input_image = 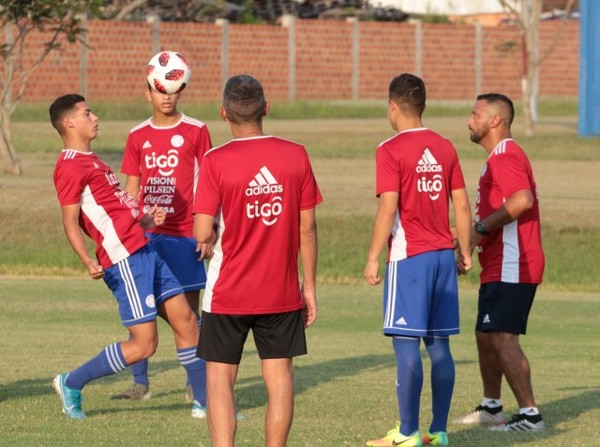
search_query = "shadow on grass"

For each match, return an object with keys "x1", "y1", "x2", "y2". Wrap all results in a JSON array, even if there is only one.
[{"x1": 452, "y1": 389, "x2": 600, "y2": 446}]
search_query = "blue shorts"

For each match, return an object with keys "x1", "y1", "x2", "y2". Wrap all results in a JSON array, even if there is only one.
[
  {"x1": 103, "y1": 245, "x2": 184, "y2": 327},
  {"x1": 146, "y1": 233, "x2": 207, "y2": 292},
  {"x1": 383, "y1": 249, "x2": 459, "y2": 337}
]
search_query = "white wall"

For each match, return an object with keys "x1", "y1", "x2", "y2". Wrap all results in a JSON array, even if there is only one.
[{"x1": 375, "y1": 0, "x2": 507, "y2": 14}]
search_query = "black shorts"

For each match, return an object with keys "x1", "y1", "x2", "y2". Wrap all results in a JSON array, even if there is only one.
[
  {"x1": 476, "y1": 282, "x2": 538, "y2": 335},
  {"x1": 197, "y1": 309, "x2": 307, "y2": 364}
]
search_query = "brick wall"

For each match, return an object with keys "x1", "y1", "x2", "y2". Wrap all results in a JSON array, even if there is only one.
[{"x1": 2, "y1": 18, "x2": 579, "y2": 103}]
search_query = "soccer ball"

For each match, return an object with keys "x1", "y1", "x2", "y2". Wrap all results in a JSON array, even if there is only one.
[{"x1": 146, "y1": 51, "x2": 191, "y2": 95}]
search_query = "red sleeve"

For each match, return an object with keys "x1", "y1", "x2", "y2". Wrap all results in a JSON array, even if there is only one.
[
  {"x1": 375, "y1": 144, "x2": 400, "y2": 197},
  {"x1": 195, "y1": 125, "x2": 213, "y2": 161},
  {"x1": 193, "y1": 156, "x2": 220, "y2": 216},
  {"x1": 449, "y1": 152, "x2": 466, "y2": 191},
  {"x1": 54, "y1": 162, "x2": 87, "y2": 206},
  {"x1": 300, "y1": 150, "x2": 323, "y2": 210},
  {"x1": 491, "y1": 151, "x2": 531, "y2": 198},
  {"x1": 120, "y1": 132, "x2": 141, "y2": 176}
]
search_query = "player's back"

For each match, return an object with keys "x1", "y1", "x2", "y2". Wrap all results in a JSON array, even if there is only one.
[
  {"x1": 199, "y1": 135, "x2": 322, "y2": 314},
  {"x1": 376, "y1": 128, "x2": 465, "y2": 259}
]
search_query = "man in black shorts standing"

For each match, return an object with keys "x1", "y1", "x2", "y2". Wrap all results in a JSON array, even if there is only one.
[
  {"x1": 193, "y1": 75, "x2": 322, "y2": 447},
  {"x1": 454, "y1": 93, "x2": 545, "y2": 432}
]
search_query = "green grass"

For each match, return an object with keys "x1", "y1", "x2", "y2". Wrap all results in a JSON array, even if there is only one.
[
  {"x1": 12, "y1": 97, "x2": 579, "y2": 122},
  {"x1": 1, "y1": 107, "x2": 599, "y2": 445},
  {"x1": 0, "y1": 279, "x2": 598, "y2": 446}
]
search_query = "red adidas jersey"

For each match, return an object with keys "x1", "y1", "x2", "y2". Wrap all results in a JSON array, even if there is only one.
[
  {"x1": 121, "y1": 114, "x2": 212, "y2": 238},
  {"x1": 476, "y1": 139, "x2": 544, "y2": 284},
  {"x1": 54, "y1": 150, "x2": 147, "y2": 269},
  {"x1": 193, "y1": 136, "x2": 323, "y2": 315},
  {"x1": 376, "y1": 128, "x2": 466, "y2": 261}
]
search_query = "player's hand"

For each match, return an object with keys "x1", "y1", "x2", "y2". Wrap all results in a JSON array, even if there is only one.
[
  {"x1": 196, "y1": 242, "x2": 213, "y2": 261},
  {"x1": 301, "y1": 286, "x2": 317, "y2": 328},
  {"x1": 149, "y1": 205, "x2": 166, "y2": 227},
  {"x1": 456, "y1": 252, "x2": 473, "y2": 275},
  {"x1": 363, "y1": 259, "x2": 381, "y2": 285},
  {"x1": 86, "y1": 259, "x2": 104, "y2": 280}
]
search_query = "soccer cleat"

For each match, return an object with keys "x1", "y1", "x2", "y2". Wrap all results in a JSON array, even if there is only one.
[
  {"x1": 488, "y1": 413, "x2": 545, "y2": 432},
  {"x1": 53, "y1": 373, "x2": 86, "y2": 420},
  {"x1": 190, "y1": 400, "x2": 245, "y2": 421},
  {"x1": 366, "y1": 422, "x2": 400, "y2": 446},
  {"x1": 184, "y1": 384, "x2": 194, "y2": 403},
  {"x1": 453, "y1": 404, "x2": 507, "y2": 424},
  {"x1": 191, "y1": 400, "x2": 207, "y2": 419},
  {"x1": 110, "y1": 382, "x2": 151, "y2": 400},
  {"x1": 392, "y1": 431, "x2": 423, "y2": 446},
  {"x1": 424, "y1": 431, "x2": 448, "y2": 446}
]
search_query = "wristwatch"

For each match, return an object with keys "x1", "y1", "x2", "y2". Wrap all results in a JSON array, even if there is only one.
[{"x1": 474, "y1": 220, "x2": 490, "y2": 235}]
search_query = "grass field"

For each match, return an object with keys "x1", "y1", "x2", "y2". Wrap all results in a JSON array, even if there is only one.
[
  {"x1": 0, "y1": 280, "x2": 598, "y2": 446},
  {"x1": 1, "y1": 100, "x2": 599, "y2": 445}
]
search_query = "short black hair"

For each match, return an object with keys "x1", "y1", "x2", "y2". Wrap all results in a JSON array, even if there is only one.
[
  {"x1": 477, "y1": 93, "x2": 514, "y2": 126},
  {"x1": 222, "y1": 75, "x2": 266, "y2": 125},
  {"x1": 49, "y1": 94, "x2": 85, "y2": 134},
  {"x1": 389, "y1": 73, "x2": 426, "y2": 117}
]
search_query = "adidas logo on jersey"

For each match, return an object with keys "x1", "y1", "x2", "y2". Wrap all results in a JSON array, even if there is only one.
[
  {"x1": 142, "y1": 140, "x2": 152, "y2": 149},
  {"x1": 245, "y1": 166, "x2": 283, "y2": 196},
  {"x1": 483, "y1": 314, "x2": 491, "y2": 324},
  {"x1": 416, "y1": 148, "x2": 442, "y2": 173}
]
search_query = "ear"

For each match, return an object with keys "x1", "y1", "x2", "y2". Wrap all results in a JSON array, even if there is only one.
[
  {"x1": 219, "y1": 106, "x2": 228, "y2": 122},
  {"x1": 145, "y1": 89, "x2": 152, "y2": 103},
  {"x1": 63, "y1": 115, "x2": 75, "y2": 129},
  {"x1": 489, "y1": 114, "x2": 502, "y2": 129},
  {"x1": 263, "y1": 101, "x2": 270, "y2": 117}
]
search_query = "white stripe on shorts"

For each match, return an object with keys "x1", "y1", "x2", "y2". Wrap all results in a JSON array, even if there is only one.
[
  {"x1": 118, "y1": 258, "x2": 143, "y2": 320},
  {"x1": 384, "y1": 261, "x2": 397, "y2": 329}
]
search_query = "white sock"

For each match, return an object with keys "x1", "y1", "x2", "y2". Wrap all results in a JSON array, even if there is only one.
[
  {"x1": 519, "y1": 407, "x2": 539, "y2": 415},
  {"x1": 482, "y1": 397, "x2": 502, "y2": 408}
]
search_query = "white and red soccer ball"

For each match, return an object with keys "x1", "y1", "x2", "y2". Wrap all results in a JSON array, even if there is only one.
[{"x1": 146, "y1": 51, "x2": 191, "y2": 95}]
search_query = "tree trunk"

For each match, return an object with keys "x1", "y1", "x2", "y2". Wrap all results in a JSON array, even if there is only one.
[{"x1": 0, "y1": 107, "x2": 23, "y2": 175}]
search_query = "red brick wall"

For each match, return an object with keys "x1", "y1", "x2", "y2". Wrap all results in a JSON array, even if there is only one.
[
  {"x1": 295, "y1": 20, "x2": 354, "y2": 99},
  {"x1": 228, "y1": 24, "x2": 289, "y2": 99},
  {"x1": 358, "y1": 22, "x2": 416, "y2": 98},
  {"x1": 2, "y1": 19, "x2": 579, "y2": 103}
]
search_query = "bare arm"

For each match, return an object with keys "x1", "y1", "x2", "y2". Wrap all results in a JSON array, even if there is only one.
[
  {"x1": 61, "y1": 204, "x2": 104, "y2": 280},
  {"x1": 124, "y1": 175, "x2": 141, "y2": 201},
  {"x1": 364, "y1": 191, "x2": 398, "y2": 285},
  {"x1": 471, "y1": 189, "x2": 534, "y2": 249},
  {"x1": 193, "y1": 213, "x2": 217, "y2": 261},
  {"x1": 451, "y1": 187, "x2": 473, "y2": 275},
  {"x1": 299, "y1": 208, "x2": 318, "y2": 328}
]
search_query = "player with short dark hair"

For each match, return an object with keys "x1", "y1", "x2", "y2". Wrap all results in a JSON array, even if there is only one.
[
  {"x1": 364, "y1": 73, "x2": 472, "y2": 447},
  {"x1": 454, "y1": 93, "x2": 545, "y2": 432},
  {"x1": 50, "y1": 93, "x2": 206, "y2": 420},
  {"x1": 193, "y1": 74, "x2": 322, "y2": 446},
  {"x1": 114, "y1": 77, "x2": 212, "y2": 418}
]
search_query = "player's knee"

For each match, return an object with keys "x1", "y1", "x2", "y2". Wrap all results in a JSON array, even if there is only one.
[{"x1": 129, "y1": 337, "x2": 158, "y2": 360}]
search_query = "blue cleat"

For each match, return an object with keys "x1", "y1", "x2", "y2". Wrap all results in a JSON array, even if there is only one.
[
  {"x1": 191, "y1": 400, "x2": 207, "y2": 419},
  {"x1": 53, "y1": 373, "x2": 86, "y2": 420}
]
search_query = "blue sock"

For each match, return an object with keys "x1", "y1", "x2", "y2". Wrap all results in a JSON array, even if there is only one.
[
  {"x1": 178, "y1": 346, "x2": 206, "y2": 406},
  {"x1": 66, "y1": 343, "x2": 128, "y2": 390},
  {"x1": 130, "y1": 359, "x2": 149, "y2": 386},
  {"x1": 424, "y1": 336, "x2": 455, "y2": 433},
  {"x1": 393, "y1": 336, "x2": 423, "y2": 436},
  {"x1": 184, "y1": 316, "x2": 203, "y2": 387}
]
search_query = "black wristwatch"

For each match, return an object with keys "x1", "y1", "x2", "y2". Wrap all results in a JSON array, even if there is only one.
[{"x1": 474, "y1": 220, "x2": 490, "y2": 235}]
